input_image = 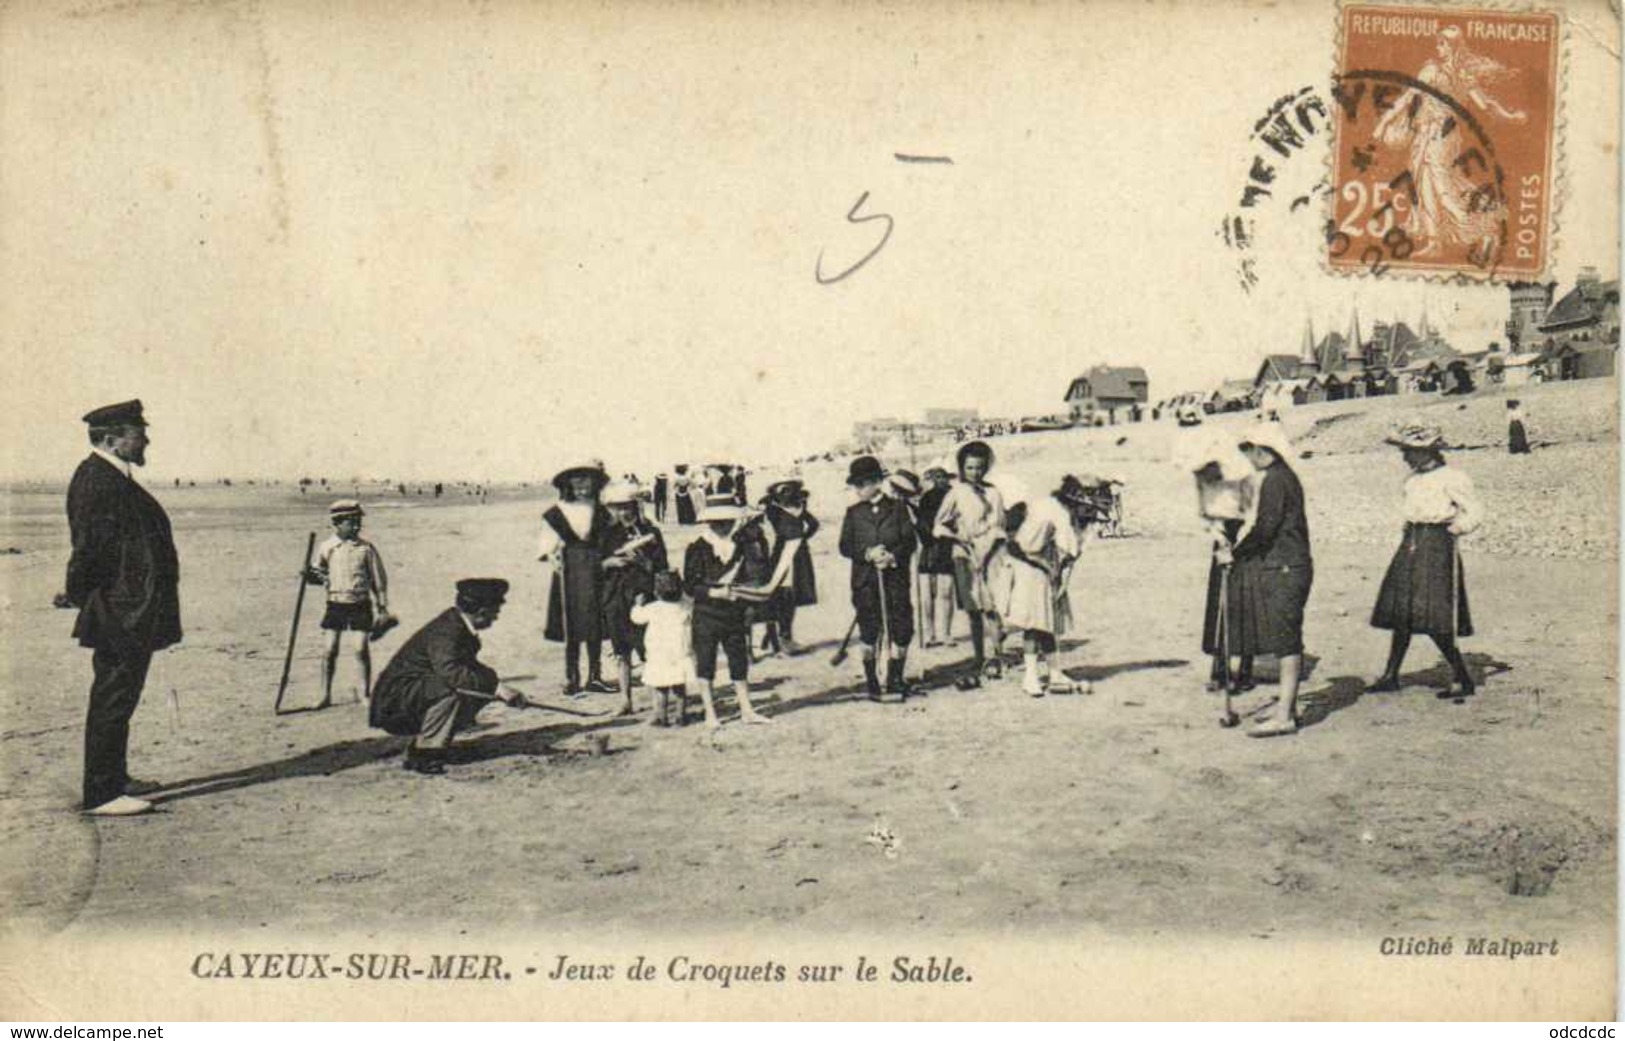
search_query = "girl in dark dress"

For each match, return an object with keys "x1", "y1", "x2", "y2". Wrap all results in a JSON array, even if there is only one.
[
  {"x1": 1368, "y1": 423, "x2": 1484, "y2": 699},
  {"x1": 1194, "y1": 454, "x2": 1256, "y2": 693},
  {"x1": 1218, "y1": 425, "x2": 1313, "y2": 737},
  {"x1": 538, "y1": 463, "x2": 613, "y2": 696},
  {"x1": 763, "y1": 479, "x2": 820, "y2": 655},
  {"x1": 599, "y1": 480, "x2": 669, "y2": 714},
  {"x1": 915, "y1": 466, "x2": 958, "y2": 646}
]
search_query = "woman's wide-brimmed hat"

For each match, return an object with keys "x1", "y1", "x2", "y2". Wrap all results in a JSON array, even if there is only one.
[
  {"x1": 1236, "y1": 422, "x2": 1296, "y2": 463},
  {"x1": 552, "y1": 462, "x2": 608, "y2": 493},
  {"x1": 765, "y1": 478, "x2": 805, "y2": 504},
  {"x1": 698, "y1": 496, "x2": 746, "y2": 523},
  {"x1": 1056, "y1": 473, "x2": 1111, "y2": 508},
  {"x1": 956, "y1": 439, "x2": 995, "y2": 473},
  {"x1": 846, "y1": 455, "x2": 887, "y2": 487},
  {"x1": 1385, "y1": 422, "x2": 1447, "y2": 450},
  {"x1": 889, "y1": 468, "x2": 922, "y2": 499},
  {"x1": 1180, "y1": 431, "x2": 1254, "y2": 482},
  {"x1": 601, "y1": 479, "x2": 642, "y2": 506}
]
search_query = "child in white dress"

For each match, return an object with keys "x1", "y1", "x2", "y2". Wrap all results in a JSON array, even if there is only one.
[{"x1": 631, "y1": 571, "x2": 693, "y2": 726}]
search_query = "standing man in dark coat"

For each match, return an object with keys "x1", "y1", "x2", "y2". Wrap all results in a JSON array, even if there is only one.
[
  {"x1": 652, "y1": 472, "x2": 670, "y2": 523},
  {"x1": 57, "y1": 400, "x2": 181, "y2": 816},
  {"x1": 838, "y1": 456, "x2": 918, "y2": 699},
  {"x1": 370, "y1": 578, "x2": 525, "y2": 774}
]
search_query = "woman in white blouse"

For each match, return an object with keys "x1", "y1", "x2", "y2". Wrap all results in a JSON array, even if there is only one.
[{"x1": 1368, "y1": 423, "x2": 1483, "y2": 699}]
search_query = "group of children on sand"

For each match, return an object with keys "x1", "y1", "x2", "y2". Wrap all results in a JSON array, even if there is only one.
[{"x1": 299, "y1": 445, "x2": 1127, "y2": 724}]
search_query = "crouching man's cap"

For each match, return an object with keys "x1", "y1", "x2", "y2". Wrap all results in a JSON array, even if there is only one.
[{"x1": 455, "y1": 578, "x2": 510, "y2": 608}]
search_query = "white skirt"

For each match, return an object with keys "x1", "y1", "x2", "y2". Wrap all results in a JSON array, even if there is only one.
[{"x1": 999, "y1": 557, "x2": 1072, "y2": 635}]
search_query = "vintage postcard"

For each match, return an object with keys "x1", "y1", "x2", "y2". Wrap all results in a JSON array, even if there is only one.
[{"x1": 0, "y1": 0, "x2": 1617, "y2": 1022}]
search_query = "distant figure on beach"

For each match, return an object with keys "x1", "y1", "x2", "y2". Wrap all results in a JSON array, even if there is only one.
[
  {"x1": 673, "y1": 465, "x2": 697, "y2": 525},
  {"x1": 1507, "y1": 399, "x2": 1531, "y2": 455},
  {"x1": 539, "y1": 463, "x2": 613, "y2": 697},
  {"x1": 652, "y1": 472, "x2": 670, "y2": 523},
  {"x1": 370, "y1": 579, "x2": 526, "y2": 775},
  {"x1": 305, "y1": 499, "x2": 391, "y2": 709},
  {"x1": 58, "y1": 399, "x2": 180, "y2": 817},
  {"x1": 1368, "y1": 423, "x2": 1483, "y2": 701}
]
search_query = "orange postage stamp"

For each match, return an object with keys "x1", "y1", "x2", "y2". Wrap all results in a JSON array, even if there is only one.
[{"x1": 1328, "y1": 4, "x2": 1560, "y2": 280}]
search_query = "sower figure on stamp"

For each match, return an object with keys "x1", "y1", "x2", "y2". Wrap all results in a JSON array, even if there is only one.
[
  {"x1": 762, "y1": 479, "x2": 819, "y2": 656},
  {"x1": 56, "y1": 400, "x2": 181, "y2": 816},
  {"x1": 369, "y1": 579, "x2": 526, "y2": 775},
  {"x1": 539, "y1": 462, "x2": 614, "y2": 697},
  {"x1": 599, "y1": 479, "x2": 668, "y2": 716},
  {"x1": 1367, "y1": 423, "x2": 1483, "y2": 701},
  {"x1": 306, "y1": 499, "x2": 391, "y2": 709},
  {"x1": 838, "y1": 456, "x2": 918, "y2": 700},
  {"x1": 932, "y1": 440, "x2": 1008, "y2": 689}
]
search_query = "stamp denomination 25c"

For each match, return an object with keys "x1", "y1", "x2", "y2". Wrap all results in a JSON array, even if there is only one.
[{"x1": 1329, "y1": 4, "x2": 1560, "y2": 280}]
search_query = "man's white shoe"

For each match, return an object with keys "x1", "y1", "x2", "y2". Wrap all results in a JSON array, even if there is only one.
[{"x1": 83, "y1": 795, "x2": 153, "y2": 816}]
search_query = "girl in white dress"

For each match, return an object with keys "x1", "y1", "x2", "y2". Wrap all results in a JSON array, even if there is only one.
[
  {"x1": 631, "y1": 571, "x2": 694, "y2": 726},
  {"x1": 1000, "y1": 476, "x2": 1102, "y2": 696}
]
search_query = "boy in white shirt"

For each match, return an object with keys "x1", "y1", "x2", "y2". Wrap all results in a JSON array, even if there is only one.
[{"x1": 306, "y1": 500, "x2": 390, "y2": 708}]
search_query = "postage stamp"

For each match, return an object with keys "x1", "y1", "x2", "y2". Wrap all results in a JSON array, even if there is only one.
[{"x1": 1328, "y1": 4, "x2": 1561, "y2": 280}]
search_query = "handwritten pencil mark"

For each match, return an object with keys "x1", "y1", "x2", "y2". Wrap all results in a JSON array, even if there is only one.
[
  {"x1": 894, "y1": 153, "x2": 954, "y2": 164},
  {"x1": 815, "y1": 191, "x2": 894, "y2": 285}
]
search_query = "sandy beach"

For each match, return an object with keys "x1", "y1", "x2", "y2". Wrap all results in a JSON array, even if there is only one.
[{"x1": 1, "y1": 378, "x2": 1614, "y2": 946}]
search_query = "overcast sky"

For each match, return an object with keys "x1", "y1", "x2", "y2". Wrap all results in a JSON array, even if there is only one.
[{"x1": 1, "y1": 1, "x2": 1617, "y2": 483}]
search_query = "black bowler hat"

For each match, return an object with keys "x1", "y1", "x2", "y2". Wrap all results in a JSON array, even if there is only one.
[
  {"x1": 846, "y1": 455, "x2": 886, "y2": 487},
  {"x1": 455, "y1": 578, "x2": 509, "y2": 608},
  {"x1": 82, "y1": 399, "x2": 148, "y2": 428}
]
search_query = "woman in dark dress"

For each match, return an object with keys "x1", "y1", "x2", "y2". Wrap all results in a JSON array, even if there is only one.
[
  {"x1": 673, "y1": 465, "x2": 698, "y2": 525},
  {"x1": 1218, "y1": 424, "x2": 1312, "y2": 737},
  {"x1": 763, "y1": 479, "x2": 820, "y2": 655},
  {"x1": 538, "y1": 463, "x2": 613, "y2": 696},
  {"x1": 599, "y1": 479, "x2": 669, "y2": 714},
  {"x1": 1507, "y1": 400, "x2": 1531, "y2": 455}
]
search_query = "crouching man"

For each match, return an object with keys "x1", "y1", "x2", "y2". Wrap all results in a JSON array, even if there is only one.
[{"x1": 369, "y1": 578, "x2": 525, "y2": 775}]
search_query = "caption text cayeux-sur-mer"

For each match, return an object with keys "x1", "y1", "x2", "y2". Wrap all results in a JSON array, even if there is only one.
[
  {"x1": 189, "y1": 952, "x2": 972, "y2": 987},
  {"x1": 1379, "y1": 936, "x2": 1561, "y2": 960}
]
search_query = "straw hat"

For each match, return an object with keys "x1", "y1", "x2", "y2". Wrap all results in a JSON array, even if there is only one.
[
  {"x1": 328, "y1": 499, "x2": 365, "y2": 520},
  {"x1": 698, "y1": 496, "x2": 745, "y2": 523},
  {"x1": 1384, "y1": 422, "x2": 1446, "y2": 450},
  {"x1": 601, "y1": 479, "x2": 642, "y2": 506},
  {"x1": 551, "y1": 463, "x2": 608, "y2": 493},
  {"x1": 889, "y1": 469, "x2": 922, "y2": 499}
]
